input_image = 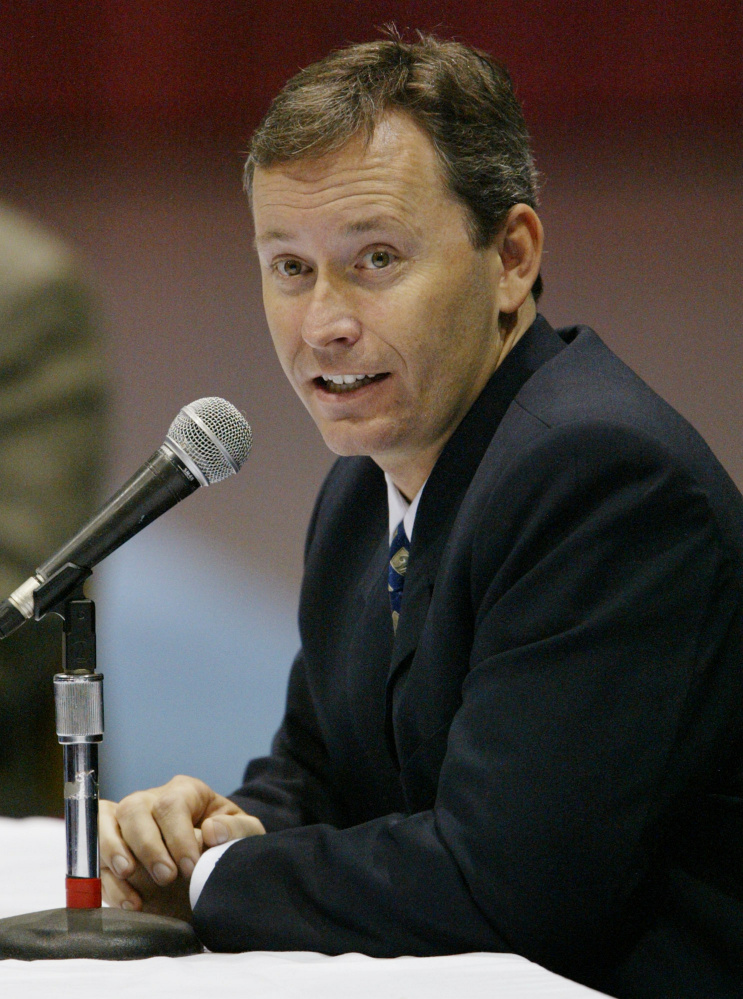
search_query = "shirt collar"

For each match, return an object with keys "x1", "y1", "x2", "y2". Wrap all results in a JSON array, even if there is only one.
[{"x1": 384, "y1": 474, "x2": 426, "y2": 543}]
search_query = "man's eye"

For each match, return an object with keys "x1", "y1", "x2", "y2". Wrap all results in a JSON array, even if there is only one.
[
  {"x1": 276, "y1": 259, "x2": 306, "y2": 277},
  {"x1": 360, "y1": 250, "x2": 394, "y2": 270}
]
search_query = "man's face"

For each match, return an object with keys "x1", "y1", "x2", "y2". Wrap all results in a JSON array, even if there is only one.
[{"x1": 252, "y1": 113, "x2": 508, "y2": 492}]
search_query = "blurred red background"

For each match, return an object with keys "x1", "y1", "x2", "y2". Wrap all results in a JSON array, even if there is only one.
[{"x1": 3, "y1": 0, "x2": 741, "y2": 140}]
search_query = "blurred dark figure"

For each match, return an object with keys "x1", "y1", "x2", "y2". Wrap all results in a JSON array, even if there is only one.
[{"x1": 0, "y1": 204, "x2": 107, "y2": 816}]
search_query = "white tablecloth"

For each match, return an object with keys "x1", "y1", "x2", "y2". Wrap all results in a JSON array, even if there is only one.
[{"x1": 0, "y1": 818, "x2": 609, "y2": 998}]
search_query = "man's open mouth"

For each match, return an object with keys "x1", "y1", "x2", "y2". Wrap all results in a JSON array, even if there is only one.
[{"x1": 315, "y1": 373, "x2": 388, "y2": 394}]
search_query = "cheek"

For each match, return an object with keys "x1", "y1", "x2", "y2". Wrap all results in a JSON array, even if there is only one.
[
  {"x1": 403, "y1": 273, "x2": 497, "y2": 392},
  {"x1": 397, "y1": 281, "x2": 470, "y2": 358},
  {"x1": 404, "y1": 258, "x2": 481, "y2": 330},
  {"x1": 369, "y1": 272, "x2": 449, "y2": 358}
]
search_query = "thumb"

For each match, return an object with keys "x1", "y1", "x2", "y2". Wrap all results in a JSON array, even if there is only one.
[{"x1": 201, "y1": 811, "x2": 265, "y2": 849}]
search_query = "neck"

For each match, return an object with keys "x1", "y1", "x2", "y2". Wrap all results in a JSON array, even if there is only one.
[
  {"x1": 382, "y1": 300, "x2": 537, "y2": 498},
  {"x1": 383, "y1": 459, "x2": 431, "y2": 504},
  {"x1": 498, "y1": 297, "x2": 536, "y2": 365}
]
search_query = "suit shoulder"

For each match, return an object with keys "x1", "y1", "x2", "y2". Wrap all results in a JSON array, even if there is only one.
[
  {"x1": 483, "y1": 328, "x2": 743, "y2": 559},
  {"x1": 317, "y1": 455, "x2": 383, "y2": 508},
  {"x1": 516, "y1": 328, "x2": 681, "y2": 431},
  {"x1": 513, "y1": 330, "x2": 729, "y2": 476},
  {"x1": 304, "y1": 456, "x2": 385, "y2": 558}
]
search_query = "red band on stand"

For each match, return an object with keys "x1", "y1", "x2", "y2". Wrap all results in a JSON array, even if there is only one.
[{"x1": 66, "y1": 876, "x2": 102, "y2": 909}]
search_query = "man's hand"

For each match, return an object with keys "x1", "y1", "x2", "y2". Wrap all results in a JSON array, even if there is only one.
[{"x1": 100, "y1": 775, "x2": 265, "y2": 915}]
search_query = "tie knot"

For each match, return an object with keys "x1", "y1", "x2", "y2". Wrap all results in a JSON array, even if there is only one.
[{"x1": 388, "y1": 521, "x2": 410, "y2": 632}]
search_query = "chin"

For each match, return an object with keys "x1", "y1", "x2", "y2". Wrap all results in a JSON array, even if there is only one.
[
  {"x1": 320, "y1": 434, "x2": 371, "y2": 458},
  {"x1": 318, "y1": 423, "x2": 400, "y2": 461}
]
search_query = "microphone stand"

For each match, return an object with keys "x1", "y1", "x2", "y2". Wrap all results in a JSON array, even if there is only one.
[{"x1": 0, "y1": 570, "x2": 202, "y2": 959}]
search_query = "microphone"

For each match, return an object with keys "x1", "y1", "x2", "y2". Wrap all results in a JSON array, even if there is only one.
[{"x1": 0, "y1": 397, "x2": 252, "y2": 638}]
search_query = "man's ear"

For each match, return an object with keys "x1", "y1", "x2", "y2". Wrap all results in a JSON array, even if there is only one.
[{"x1": 496, "y1": 205, "x2": 544, "y2": 314}]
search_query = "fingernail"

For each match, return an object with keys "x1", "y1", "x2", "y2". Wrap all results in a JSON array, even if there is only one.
[
  {"x1": 112, "y1": 855, "x2": 129, "y2": 878},
  {"x1": 212, "y1": 820, "x2": 228, "y2": 845},
  {"x1": 152, "y1": 862, "x2": 173, "y2": 885},
  {"x1": 121, "y1": 900, "x2": 135, "y2": 911},
  {"x1": 180, "y1": 857, "x2": 195, "y2": 878}
]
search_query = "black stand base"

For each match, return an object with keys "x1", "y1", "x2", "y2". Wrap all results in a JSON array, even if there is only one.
[{"x1": 0, "y1": 907, "x2": 203, "y2": 960}]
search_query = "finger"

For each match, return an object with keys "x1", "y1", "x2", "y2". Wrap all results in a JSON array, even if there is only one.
[
  {"x1": 99, "y1": 798, "x2": 139, "y2": 883},
  {"x1": 201, "y1": 811, "x2": 265, "y2": 849},
  {"x1": 115, "y1": 791, "x2": 182, "y2": 885},
  {"x1": 101, "y1": 866, "x2": 143, "y2": 912},
  {"x1": 116, "y1": 777, "x2": 212, "y2": 883},
  {"x1": 150, "y1": 777, "x2": 211, "y2": 878}
]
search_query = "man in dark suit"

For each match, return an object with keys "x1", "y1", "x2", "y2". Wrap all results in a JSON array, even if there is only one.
[{"x1": 100, "y1": 34, "x2": 743, "y2": 998}]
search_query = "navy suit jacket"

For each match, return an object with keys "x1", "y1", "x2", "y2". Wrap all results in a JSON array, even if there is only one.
[{"x1": 194, "y1": 317, "x2": 743, "y2": 999}]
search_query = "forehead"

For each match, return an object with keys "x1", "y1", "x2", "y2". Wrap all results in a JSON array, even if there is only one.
[{"x1": 251, "y1": 114, "x2": 458, "y2": 242}]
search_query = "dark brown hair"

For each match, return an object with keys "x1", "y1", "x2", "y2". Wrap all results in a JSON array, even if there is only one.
[{"x1": 245, "y1": 31, "x2": 542, "y2": 299}]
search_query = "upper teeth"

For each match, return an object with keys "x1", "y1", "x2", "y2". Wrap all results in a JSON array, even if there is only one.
[{"x1": 324, "y1": 374, "x2": 370, "y2": 384}]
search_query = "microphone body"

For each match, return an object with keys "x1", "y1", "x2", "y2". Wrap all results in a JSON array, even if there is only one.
[
  {"x1": 37, "y1": 445, "x2": 199, "y2": 583},
  {"x1": 0, "y1": 396, "x2": 252, "y2": 638}
]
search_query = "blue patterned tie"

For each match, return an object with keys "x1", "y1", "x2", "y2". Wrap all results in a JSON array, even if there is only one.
[{"x1": 388, "y1": 520, "x2": 410, "y2": 633}]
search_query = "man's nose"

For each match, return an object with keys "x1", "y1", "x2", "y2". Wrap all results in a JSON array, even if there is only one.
[{"x1": 301, "y1": 275, "x2": 361, "y2": 349}]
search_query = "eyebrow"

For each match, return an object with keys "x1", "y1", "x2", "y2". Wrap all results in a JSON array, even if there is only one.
[
  {"x1": 254, "y1": 215, "x2": 405, "y2": 248},
  {"x1": 254, "y1": 228, "x2": 293, "y2": 247},
  {"x1": 342, "y1": 216, "x2": 399, "y2": 236}
]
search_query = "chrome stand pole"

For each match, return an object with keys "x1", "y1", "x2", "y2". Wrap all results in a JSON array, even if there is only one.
[
  {"x1": 54, "y1": 672, "x2": 104, "y2": 908},
  {"x1": 53, "y1": 596, "x2": 104, "y2": 908}
]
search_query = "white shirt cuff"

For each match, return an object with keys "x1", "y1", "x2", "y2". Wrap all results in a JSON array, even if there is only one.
[{"x1": 189, "y1": 839, "x2": 243, "y2": 909}]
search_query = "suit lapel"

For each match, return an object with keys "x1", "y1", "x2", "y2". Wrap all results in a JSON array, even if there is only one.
[{"x1": 385, "y1": 315, "x2": 568, "y2": 721}]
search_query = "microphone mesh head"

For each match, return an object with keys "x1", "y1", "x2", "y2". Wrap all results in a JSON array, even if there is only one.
[{"x1": 166, "y1": 397, "x2": 252, "y2": 484}]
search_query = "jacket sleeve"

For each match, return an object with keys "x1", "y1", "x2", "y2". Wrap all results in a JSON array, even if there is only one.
[
  {"x1": 196, "y1": 424, "x2": 741, "y2": 975},
  {"x1": 228, "y1": 648, "x2": 346, "y2": 832}
]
